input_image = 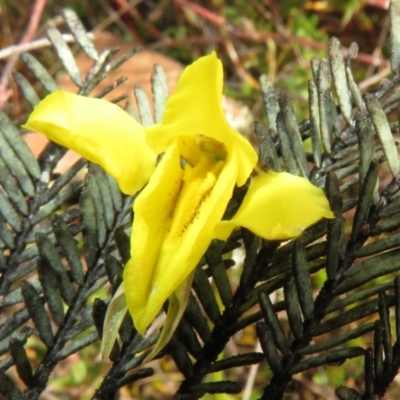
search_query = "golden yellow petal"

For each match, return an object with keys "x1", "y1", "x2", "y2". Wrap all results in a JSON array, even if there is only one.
[
  {"x1": 142, "y1": 154, "x2": 237, "y2": 331},
  {"x1": 214, "y1": 171, "x2": 334, "y2": 241},
  {"x1": 23, "y1": 90, "x2": 156, "y2": 195},
  {"x1": 123, "y1": 142, "x2": 184, "y2": 335},
  {"x1": 145, "y1": 53, "x2": 257, "y2": 186},
  {"x1": 124, "y1": 149, "x2": 238, "y2": 335}
]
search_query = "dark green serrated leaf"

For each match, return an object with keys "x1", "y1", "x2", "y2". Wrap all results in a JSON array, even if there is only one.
[
  {"x1": 378, "y1": 292, "x2": 393, "y2": 363},
  {"x1": 365, "y1": 93, "x2": 399, "y2": 177},
  {"x1": 256, "y1": 321, "x2": 282, "y2": 374},
  {"x1": 0, "y1": 111, "x2": 40, "y2": 179},
  {"x1": 365, "y1": 347, "x2": 374, "y2": 395},
  {"x1": 335, "y1": 249, "x2": 400, "y2": 295},
  {"x1": 89, "y1": 164, "x2": 114, "y2": 230},
  {"x1": 254, "y1": 121, "x2": 281, "y2": 171},
  {"x1": 64, "y1": 306, "x2": 94, "y2": 341},
  {"x1": 0, "y1": 370, "x2": 23, "y2": 399},
  {"x1": 183, "y1": 381, "x2": 241, "y2": 397},
  {"x1": 152, "y1": 64, "x2": 168, "y2": 124},
  {"x1": 37, "y1": 257, "x2": 64, "y2": 326},
  {"x1": 21, "y1": 281, "x2": 54, "y2": 347},
  {"x1": 176, "y1": 317, "x2": 202, "y2": 358},
  {"x1": 52, "y1": 214, "x2": 84, "y2": 286},
  {"x1": 208, "y1": 352, "x2": 265, "y2": 373},
  {"x1": 356, "y1": 111, "x2": 377, "y2": 198},
  {"x1": 374, "y1": 321, "x2": 383, "y2": 378},
  {"x1": 0, "y1": 213, "x2": 15, "y2": 249},
  {"x1": 96, "y1": 77, "x2": 128, "y2": 99},
  {"x1": 300, "y1": 323, "x2": 375, "y2": 356},
  {"x1": 0, "y1": 131, "x2": 35, "y2": 197},
  {"x1": 109, "y1": 46, "x2": 141, "y2": 74},
  {"x1": 379, "y1": 197, "x2": 400, "y2": 217},
  {"x1": 317, "y1": 58, "x2": 333, "y2": 153},
  {"x1": 308, "y1": 80, "x2": 322, "y2": 168},
  {"x1": 259, "y1": 291, "x2": 290, "y2": 356},
  {"x1": 114, "y1": 227, "x2": 130, "y2": 264},
  {"x1": 36, "y1": 232, "x2": 75, "y2": 305},
  {"x1": 329, "y1": 37, "x2": 352, "y2": 124},
  {"x1": 13, "y1": 71, "x2": 40, "y2": 109},
  {"x1": 0, "y1": 156, "x2": 28, "y2": 215},
  {"x1": 85, "y1": 173, "x2": 107, "y2": 246},
  {"x1": 351, "y1": 159, "x2": 379, "y2": 242},
  {"x1": 193, "y1": 267, "x2": 221, "y2": 325},
  {"x1": 279, "y1": 93, "x2": 309, "y2": 177},
  {"x1": 314, "y1": 297, "x2": 394, "y2": 336},
  {"x1": 395, "y1": 276, "x2": 400, "y2": 344},
  {"x1": 1, "y1": 281, "x2": 42, "y2": 308},
  {"x1": 0, "y1": 326, "x2": 33, "y2": 356},
  {"x1": 290, "y1": 347, "x2": 365, "y2": 374},
  {"x1": 9, "y1": 338, "x2": 35, "y2": 387},
  {"x1": 336, "y1": 386, "x2": 362, "y2": 400},
  {"x1": 106, "y1": 173, "x2": 123, "y2": 212},
  {"x1": 134, "y1": 85, "x2": 153, "y2": 126},
  {"x1": 31, "y1": 180, "x2": 84, "y2": 225},
  {"x1": 0, "y1": 190, "x2": 21, "y2": 232},
  {"x1": 185, "y1": 294, "x2": 212, "y2": 343},
  {"x1": 292, "y1": 242, "x2": 314, "y2": 320},
  {"x1": 260, "y1": 74, "x2": 279, "y2": 136},
  {"x1": 325, "y1": 282, "x2": 393, "y2": 315},
  {"x1": 61, "y1": 8, "x2": 98, "y2": 60},
  {"x1": 326, "y1": 172, "x2": 345, "y2": 279},
  {"x1": 21, "y1": 53, "x2": 59, "y2": 93},
  {"x1": 284, "y1": 275, "x2": 303, "y2": 339},
  {"x1": 47, "y1": 26, "x2": 82, "y2": 87},
  {"x1": 237, "y1": 230, "x2": 259, "y2": 293},
  {"x1": 168, "y1": 335, "x2": 193, "y2": 377},
  {"x1": 105, "y1": 255, "x2": 123, "y2": 295},
  {"x1": 79, "y1": 48, "x2": 120, "y2": 95},
  {"x1": 0, "y1": 308, "x2": 30, "y2": 341},
  {"x1": 54, "y1": 331, "x2": 99, "y2": 362},
  {"x1": 345, "y1": 63, "x2": 363, "y2": 110},
  {"x1": 311, "y1": 58, "x2": 320, "y2": 81},
  {"x1": 276, "y1": 111, "x2": 298, "y2": 174},
  {"x1": 390, "y1": 0, "x2": 400, "y2": 72},
  {"x1": 38, "y1": 157, "x2": 86, "y2": 206},
  {"x1": 205, "y1": 241, "x2": 232, "y2": 308}
]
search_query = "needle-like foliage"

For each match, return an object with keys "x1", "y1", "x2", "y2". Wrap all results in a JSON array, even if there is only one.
[{"x1": 2, "y1": 5, "x2": 400, "y2": 400}]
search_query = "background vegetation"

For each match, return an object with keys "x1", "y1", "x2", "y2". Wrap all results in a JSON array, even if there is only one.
[{"x1": 0, "y1": 1, "x2": 399, "y2": 399}]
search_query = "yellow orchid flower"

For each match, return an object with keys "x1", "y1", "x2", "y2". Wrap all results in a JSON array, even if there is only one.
[{"x1": 24, "y1": 52, "x2": 334, "y2": 358}]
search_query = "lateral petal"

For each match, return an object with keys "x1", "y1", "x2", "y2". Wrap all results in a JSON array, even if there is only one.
[
  {"x1": 214, "y1": 171, "x2": 334, "y2": 241},
  {"x1": 145, "y1": 53, "x2": 257, "y2": 186},
  {"x1": 23, "y1": 90, "x2": 156, "y2": 195}
]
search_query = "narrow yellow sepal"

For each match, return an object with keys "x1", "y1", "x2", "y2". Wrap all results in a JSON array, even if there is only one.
[
  {"x1": 145, "y1": 272, "x2": 194, "y2": 362},
  {"x1": 101, "y1": 284, "x2": 127, "y2": 361}
]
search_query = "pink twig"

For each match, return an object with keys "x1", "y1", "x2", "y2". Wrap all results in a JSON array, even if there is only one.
[
  {"x1": 175, "y1": 0, "x2": 226, "y2": 27},
  {"x1": 0, "y1": 0, "x2": 46, "y2": 109}
]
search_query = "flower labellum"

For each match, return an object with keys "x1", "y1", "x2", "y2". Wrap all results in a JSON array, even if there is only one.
[{"x1": 24, "y1": 52, "x2": 334, "y2": 359}]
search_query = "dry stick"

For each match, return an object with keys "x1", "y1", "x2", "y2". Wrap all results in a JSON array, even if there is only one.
[
  {"x1": 0, "y1": 33, "x2": 96, "y2": 61},
  {"x1": 365, "y1": 14, "x2": 390, "y2": 79},
  {"x1": 0, "y1": 0, "x2": 46, "y2": 109},
  {"x1": 241, "y1": 341, "x2": 262, "y2": 400}
]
